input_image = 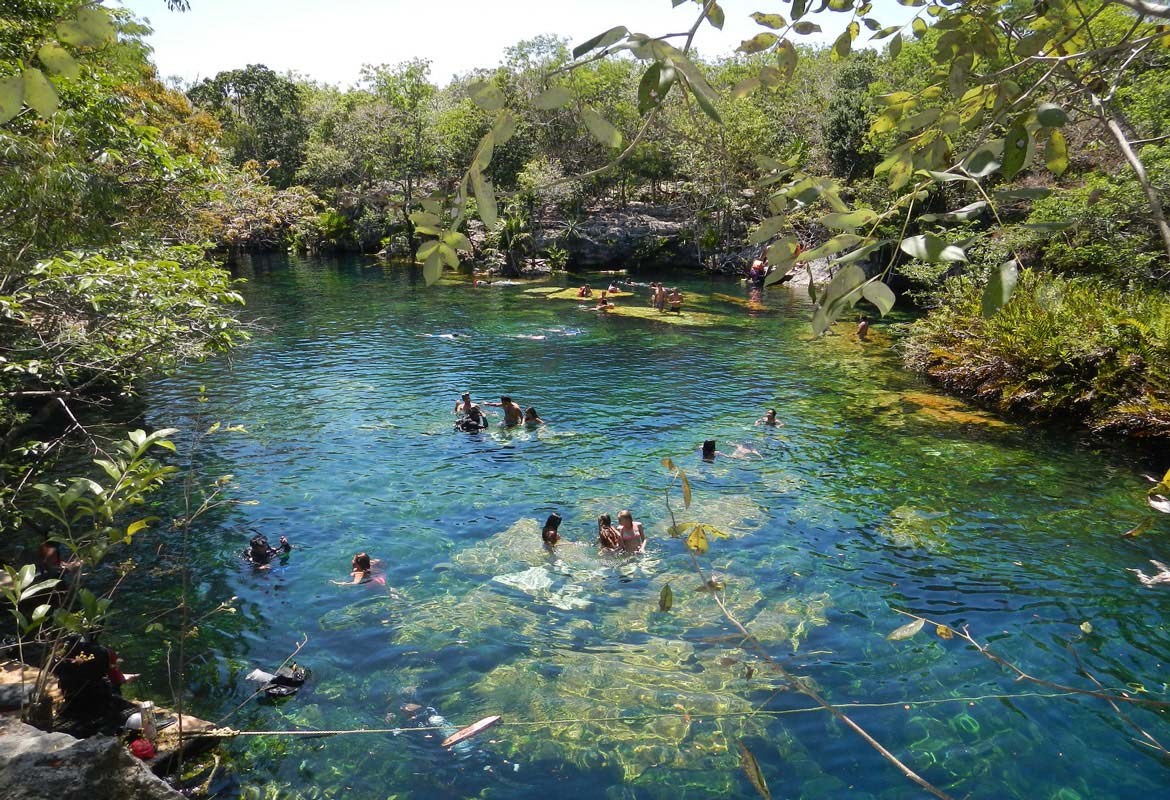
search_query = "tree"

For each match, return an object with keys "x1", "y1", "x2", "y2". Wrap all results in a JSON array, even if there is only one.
[{"x1": 188, "y1": 64, "x2": 308, "y2": 187}]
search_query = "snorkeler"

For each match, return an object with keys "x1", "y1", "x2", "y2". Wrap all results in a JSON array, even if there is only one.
[{"x1": 702, "y1": 439, "x2": 761, "y2": 461}]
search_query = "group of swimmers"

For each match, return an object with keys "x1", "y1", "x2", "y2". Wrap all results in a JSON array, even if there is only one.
[
  {"x1": 455, "y1": 391, "x2": 543, "y2": 431},
  {"x1": 539, "y1": 510, "x2": 646, "y2": 553}
]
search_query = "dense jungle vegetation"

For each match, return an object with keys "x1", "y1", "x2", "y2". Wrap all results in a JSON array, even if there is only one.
[{"x1": 1, "y1": 0, "x2": 1169, "y2": 695}]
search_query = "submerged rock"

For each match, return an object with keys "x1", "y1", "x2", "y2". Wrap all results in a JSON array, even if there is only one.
[{"x1": 0, "y1": 716, "x2": 181, "y2": 800}]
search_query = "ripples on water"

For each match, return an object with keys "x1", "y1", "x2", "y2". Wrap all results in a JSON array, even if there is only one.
[{"x1": 112, "y1": 254, "x2": 1170, "y2": 800}]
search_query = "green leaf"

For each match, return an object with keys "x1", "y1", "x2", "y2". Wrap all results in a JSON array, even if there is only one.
[
  {"x1": 732, "y1": 77, "x2": 761, "y2": 98},
  {"x1": 76, "y1": 7, "x2": 116, "y2": 42},
  {"x1": 981, "y1": 259, "x2": 1019, "y2": 318},
  {"x1": 832, "y1": 29, "x2": 853, "y2": 60},
  {"x1": 799, "y1": 234, "x2": 867, "y2": 262},
  {"x1": 912, "y1": 17, "x2": 928, "y2": 38},
  {"x1": 707, "y1": 2, "x2": 725, "y2": 29},
  {"x1": 862, "y1": 281, "x2": 896, "y2": 315},
  {"x1": 672, "y1": 55, "x2": 722, "y2": 123},
  {"x1": 466, "y1": 80, "x2": 504, "y2": 112},
  {"x1": 993, "y1": 187, "x2": 1051, "y2": 201},
  {"x1": 889, "y1": 32, "x2": 903, "y2": 59},
  {"x1": 470, "y1": 170, "x2": 497, "y2": 229},
  {"x1": 20, "y1": 579, "x2": 59, "y2": 601},
  {"x1": 686, "y1": 525, "x2": 709, "y2": 554},
  {"x1": 899, "y1": 234, "x2": 967, "y2": 263},
  {"x1": 581, "y1": 107, "x2": 622, "y2": 149},
  {"x1": 442, "y1": 230, "x2": 473, "y2": 252},
  {"x1": 1001, "y1": 120, "x2": 1030, "y2": 179},
  {"x1": 1045, "y1": 129, "x2": 1068, "y2": 177},
  {"x1": 751, "y1": 12, "x2": 787, "y2": 28},
  {"x1": 659, "y1": 583, "x2": 673, "y2": 612},
  {"x1": 919, "y1": 201, "x2": 988, "y2": 222},
  {"x1": 680, "y1": 470, "x2": 692, "y2": 509},
  {"x1": 126, "y1": 518, "x2": 151, "y2": 538},
  {"x1": 492, "y1": 109, "x2": 516, "y2": 146},
  {"x1": 964, "y1": 141, "x2": 1003, "y2": 177},
  {"x1": 0, "y1": 73, "x2": 24, "y2": 125},
  {"x1": 572, "y1": 25, "x2": 628, "y2": 59},
  {"x1": 793, "y1": 21, "x2": 822, "y2": 35},
  {"x1": 776, "y1": 40, "x2": 798, "y2": 81},
  {"x1": 533, "y1": 86, "x2": 571, "y2": 110},
  {"x1": 820, "y1": 209, "x2": 877, "y2": 230},
  {"x1": 1036, "y1": 102, "x2": 1067, "y2": 127},
  {"x1": 832, "y1": 239, "x2": 887, "y2": 265},
  {"x1": 638, "y1": 63, "x2": 666, "y2": 114},
  {"x1": 737, "y1": 740, "x2": 771, "y2": 799},
  {"x1": 422, "y1": 250, "x2": 443, "y2": 286},
  {"x1": 1122, "y1": 518, "x2": 1154, "y2": 538},
  {"x1": 739, "y1": 33, "x2": 779, "y2": 54},
  {"x1": 37, "y1": 44, "x2": 79, "y2": 80},
  {"x1": 887, "y1": 618, "x2": 925, "y2": 640},
  {"x1": 749, "y1": 215, "x2": 787, "y2": 244},
  {"x1": 145, "y1": 623, "x2": 164, "y2": 634}
]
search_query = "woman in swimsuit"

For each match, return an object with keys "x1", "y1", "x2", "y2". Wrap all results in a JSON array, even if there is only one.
[
  {"x1": 616, "y1": 510, "x2": 645, "y2": 553},
  {"x1": 332, "y1": 552, "x2": 383, "y2": 585},
  {"x1": 597, "y1": 514, "x2": 621, "y2": 551}
]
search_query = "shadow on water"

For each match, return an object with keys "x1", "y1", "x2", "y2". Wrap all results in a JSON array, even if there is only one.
[{"x1": 93, "y1": 253, "x2": 1170, "y2": 800}]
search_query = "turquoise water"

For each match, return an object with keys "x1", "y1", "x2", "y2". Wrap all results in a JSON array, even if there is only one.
[{"x1": 113, "y1": 253, "x2": 1169, "y2": 799}]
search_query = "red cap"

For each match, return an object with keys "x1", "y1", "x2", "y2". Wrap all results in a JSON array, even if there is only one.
[{"x1": 130, "y1": 739, "x2": 157, "y2": 760}]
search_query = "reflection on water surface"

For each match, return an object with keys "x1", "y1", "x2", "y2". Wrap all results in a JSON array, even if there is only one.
[{"x1": 112, "y1": 254, "x2": 1169, "y2": 800}]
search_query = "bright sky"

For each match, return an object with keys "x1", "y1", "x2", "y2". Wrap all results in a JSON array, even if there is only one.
[{"x1": 116, "y1": 0, "x2": 916, "y2": 87}]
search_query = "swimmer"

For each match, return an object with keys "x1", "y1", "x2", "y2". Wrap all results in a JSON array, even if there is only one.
[
  {"x1": 454, "y1": 391, "x2": 479, "y2": 416},
  {"x1": 484, "y1": 395, "x2": 524, "y2": 427},
  {"x1": 857, "y1": 315, "x2": 870, "y2": 341},
  {"x1": 597, "y1": 514, "x2": 621, "y2": 551},
  {"x1": 541, "y1": 513, "x2": 563, "y2": 547},
  {"x1": 331, "y1": 552, "x2": 383, "y2": 585},
  {"x1": 616, "y1": 510, "x2": 646, "y2": 553},
  {"x1": 244, "y1": 533, "x2": 291, "y2": 568},
  {"x1": 524, "y1": 406, "x2": 544, "y2": 425},
  {"x1": 456, "y1": 405, "x2": 488, "y2": 432},
  {"x1": 702, "y1": 439, "x2": 760, "y2": 461},
  {"x1": 756, "y1": 408, "x2": 779, "y2": 426}
]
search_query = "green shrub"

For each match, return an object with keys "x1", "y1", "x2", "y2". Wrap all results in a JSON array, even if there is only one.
[{"x1": 901, "y1": 269, "x2": 1170, "y2": 439}]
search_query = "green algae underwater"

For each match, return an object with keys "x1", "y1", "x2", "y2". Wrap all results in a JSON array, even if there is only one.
[{"x1": 108, "y1": 254, "x2": 1170, "y2": 800}]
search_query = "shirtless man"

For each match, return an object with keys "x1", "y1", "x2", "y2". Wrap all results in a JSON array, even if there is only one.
[
  {"x1": 454, "y1": 391, "x2": 479, "y2": 415},
  {"x1": 484, "y1": 395, "x2": 524, "y2": 427}
]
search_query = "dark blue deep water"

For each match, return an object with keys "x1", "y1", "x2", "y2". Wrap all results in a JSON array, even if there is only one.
[{"x1": 112, "y1": 253, "x2": 1170, "y2": 799}]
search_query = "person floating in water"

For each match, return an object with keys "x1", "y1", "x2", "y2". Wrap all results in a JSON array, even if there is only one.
[
  {"x1": 484, "y1": 395, "x2": 524, "y2": 427},
  {"x1": 524, "y1": 406, "x2": 544, "y2": 426},
  {"x1": 597, "y1": 514, "x2": 622, "y2": 551},
  {"x1": 616, "y1": 510, "x2": 646, "y2": 553},
  {"x1": 756, "y1": 408, "x2": 779, "y2": 426},
  {"x1": 857, "y1": 315, "x2": 870, "y2": 341},
  {"x1": 593, "y1": 291, "x2": 613, "y2": 311},
  {"x1": 666, "y1": 288, "x2": 684, "y2": 313},
  {"x1": 541, "y1": 513, "x2": 562, "y2": 547},
  {"x1": 332, "y1": 552, "x2": 383, "y2": 585},
  {"x1": 577, "y1": 284, "x2": 593, "y2": 298},
  {"x1": 245, "y1": 533, "x2": 291, "y2": 567},
  {"x1": 702, "y1": 439, "x2": 760, "y2": 461}
]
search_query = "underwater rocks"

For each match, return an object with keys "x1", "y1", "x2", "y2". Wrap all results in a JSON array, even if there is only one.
[{"x1": 0, "y1": 716, "x2": 181, "y2": 800}]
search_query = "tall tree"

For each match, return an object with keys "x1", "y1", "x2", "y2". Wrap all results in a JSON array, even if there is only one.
[{"x1": 188, "y1": 64, "x2": 308, "y2": 187}]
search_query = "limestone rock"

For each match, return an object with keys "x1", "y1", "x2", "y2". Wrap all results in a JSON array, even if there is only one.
[{"x1": 0, "y1": 716, "x2": 181, "y2": 800}]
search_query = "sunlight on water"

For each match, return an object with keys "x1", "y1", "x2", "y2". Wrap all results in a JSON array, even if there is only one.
[{"x1": 111, "y1": 254, "x2": 1170, "y2": 800}]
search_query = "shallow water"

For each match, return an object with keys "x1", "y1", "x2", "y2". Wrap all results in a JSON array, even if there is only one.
[{"x1": 112, "y1": 253, "x2": 1170, "y2": 799}]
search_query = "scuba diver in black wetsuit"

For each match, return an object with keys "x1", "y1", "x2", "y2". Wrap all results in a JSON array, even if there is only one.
[
  {"x1": 455, "y1": 404, "x2": 488, "y2": 432},
  {"x1": 245, "y1": 533, "x2": 291, "y2": 567}
]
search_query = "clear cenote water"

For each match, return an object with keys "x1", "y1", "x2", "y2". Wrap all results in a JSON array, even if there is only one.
[{"x1": 110, "y1": 253, "x2": 1170, "y2": 800}]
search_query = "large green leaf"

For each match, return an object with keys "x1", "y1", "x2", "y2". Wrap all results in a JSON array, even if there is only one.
[
  {"x1": 466, "y1": 80, "x2": 504, "y2": 112},
  {"x1": 686, "y1": 525, "x2": 709, "y2": 554},
  {"x1": 581, "y1": 107, "x2": 622, "y2": 149},
  {"x1": 673, "y1": 55, "x2": 722, "y2": 123},
  {"x1": 776, "y1": 40, "x2": 798, "y2": 81},
  {"x1": 799, "y1": 234, "x2": 868, "y2": 262},
  {"x1": 832, "y1": 29, "x2": 853, "y2": 60},
  {"x1": 572, "y1": 25, "x2": 628, "y2": 59},
  {"x1": 492, "y1": 109, "x2": 516, "y2": 146},
  {"x1": 821, "y1": 208, "x2": 877, "y2": 230},
  {"x1": 751, "y1": 12, "x2": 787, "y2": 28},
  {"x1": 37, "y1": 44, "x2": 79, "y2": 80},
  {"x1": 1001, "y1": 119, "x2": 1030, "y2": 179},
  {"x1": 739, "y1": 32, "x2": 779, "y2": 54},
  {"x1": 1045, "y1": 129, "x2": 1068, "y2": 177},
  {"x1": 861, "y1": 281, "x2": 896, "y2": 315},
  {"x1": 706, "y1": 2, "x2": 725, "y2": 29},
  {"x1": 57, "y1": 6, "x2": 115, "y2": 47},
  {"x1": 422, "y1": 250, "x2": 443, "y2": 286},
  {"x1": 899, "y1": 234, "x2": 967, "y2": 262},
  {"x1": 638, "y1": 63, "x2": 667, "y2": 114},
  {"x1": 918, "y1": 201, "x2": 987, "y2": 222},
  {"x1": 749, "y1": 215, "x2": 787, "y2": 244},
  {"x1": 963, "y1": 140, "x2": 1002, "y2": 177},
  {"x1": 533, "y1": 86, "x2": 572, "y2": 110},
  {"x1": 0, "y1": 73, "x2": 24, "y2": 125},
  {"x1": 981, "y1": 259, "x2": 1019, "y2": 318},
  {"x1": 793, "y1": 21, "x2": 822, "y2": 34},
  {"x1": 470, "y1": 170, "x2": 497, "y2": 229},
  {"x1": 659, "y1": 583, "x2": 673, "y2": 612},
  {"x1": 1036, "y1": 102, "x2": 1067, "y2": 127}
]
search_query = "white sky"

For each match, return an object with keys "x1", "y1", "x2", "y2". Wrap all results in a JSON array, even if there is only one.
[{"x1": 116, "y1": 0, "x2": 916, "y2": 87}]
